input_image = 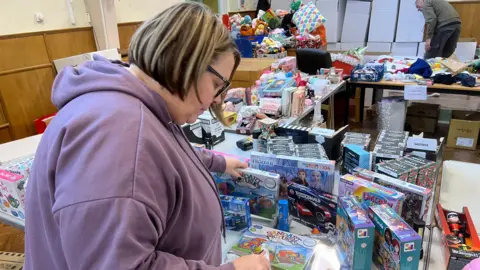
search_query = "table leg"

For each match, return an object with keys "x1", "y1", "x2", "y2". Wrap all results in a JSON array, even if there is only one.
[
  {"x1": 360, "y1": 87, "x2": 365, "y2": 122},
  {"x1": 329, "y1": 94, "x2": 335, "y2": 129},
  {"x1": 344, "y1": 83, "x2": 350, "y2": 126}
]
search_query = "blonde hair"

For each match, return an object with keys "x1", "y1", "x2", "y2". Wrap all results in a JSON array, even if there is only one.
[{"x1": 128, "y1": 2, "x2": 240, "y2": 123}]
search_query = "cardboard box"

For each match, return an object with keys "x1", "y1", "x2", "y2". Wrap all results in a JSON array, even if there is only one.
[
  {"x1": 395, "y1": 0, "x2": 424, "y2": 42},
  {"x1": 317, "y1": 0, "x2": 347, "y2": 42},
  {"x1": 354, "y1": 168, "x2": 432, "y2": 226},
  {"x1": 288, "y1": 183, "x2": 337, "y2": 233},
  {"x1": 231, "y1": 58, "x2": 275, "y2": 88},
  {"x1": 369, "y1": 204, "x2": 422, "y2": 270},
  {"x1": 366, "y1": 42, "x2": 392, "y2": 53},
  {"x1": 340, "y1": 42, "x2": 367, "y2": 51},
  {"x1": 343, "y1": 144, "x2": 371, "y2": 175},
  {"x1": 447, "y1": 110, "x2": 480, "y2": 150},
  {"x1": 368, "y1": 0, "x2": 399, "y2": 42},
  {"x1": 0, "y1": 252, "x2": 24, "y2": 269},
  {"x1": 454, "y1": 38, "x2": 478, "y2": 62},
  {"x1": 336, "y1": 196, "x2": 375, "y2": 270},
  {"x1": 0, "y1": 170, "x2": 26, "y2": 220},
  {"x1": 407, "y1": 102, "x2": 440, "y2": 134},
  {"x1": 341, "y1": 1, "x2": 371, "y2": 42},
  {"x1": 338, "y1": 174, "x2": 405, "y2": 215},
  {"x1": 198, "y1": 112, "x2": 225, "y2": 146},
  {"x1": 391, "y1": 42, "x2": 419, "y2": 56}
]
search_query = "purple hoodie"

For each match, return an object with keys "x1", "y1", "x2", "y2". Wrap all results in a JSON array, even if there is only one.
[{"x1": 25, "y1": 56, "x2": 234, "y2": 270}]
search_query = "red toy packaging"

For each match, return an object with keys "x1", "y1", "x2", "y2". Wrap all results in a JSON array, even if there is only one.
[{"x1": 436, "y1": 204, "x2": 480, "y2": 269}]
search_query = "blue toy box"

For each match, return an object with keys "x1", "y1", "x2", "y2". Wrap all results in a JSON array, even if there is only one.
[
  {"x1": 220, "y1": 195, "x2": 252, "y2": 231},
  {"x1": 336, "y1": 196, "x2": 375, "y2": 270},
  {"x1": 369, "y1": 204, "x2": 422, "y2": 270},
  {"x1": 249, "y1": 151, "x2": 336, "y2": 195},
  {"x1": 339, "y1": 174, "x2": 405, "y2": 215},
  {"x1": 342, "y1": 144, "x2": 371, "y2": 175},
  {"x1": 214, "y1": 168, "x2": 280, "y2": 220}
]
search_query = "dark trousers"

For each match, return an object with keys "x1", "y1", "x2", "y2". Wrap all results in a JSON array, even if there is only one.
[{"x1": 424, "y1": 23, "x2": 461, "y2": 59}]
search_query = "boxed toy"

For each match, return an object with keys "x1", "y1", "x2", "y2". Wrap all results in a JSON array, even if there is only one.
[
  {"x1": 336, "y1": 196, "x2": 375, "y2": 270},
  {"x1": 373, "y1": 130, "x2": 409, "y2": 164},
  {"x1": 401, "y1": 155, "x2": 436, "y2": 189},
  {"x1": 338, "y1": 174, "x2": 405, "y2": 215},
  {"x1": 227, "y1": 225, "x2": 318, "y2": 270},
  {"x1": 249, "y1": 151, "x2": 336, "y2": 194},
  {"x1": 375, "y1": 161, "x2": 410, "y2": 182},
  {"x1": 198, "y1": 112, "x2": 225, "y2": 146},
  {"x1": 342, "y1": 144, "x2": 371, "y2": 174},
  {"x1": 388, "y1": 159, "x2": 419, "y2": 184},
  {"x1": 288, "y1": 183, "x2": 337, "y2": 233},
  {"x1": 436, "y1": 204, "x2": 480, "y2": 270},
  {"x1": 0, "y1": 154, "x2": 34, "y2": 198},
  {"x1": 369, "y1": 204, "x2": 422, "y2": 270},
  {"x1": 220, "y1": 195, "x2": 252, "y2": 231},
  {"x1": 214, "y1": 168, "x2": 280, "y2": 220},
  {"x1": 0, "y1": 169, "x2": 26, "y2": 219},
  {"x1": 354, "y1": 168, "x2": 432, "y2": 226}
]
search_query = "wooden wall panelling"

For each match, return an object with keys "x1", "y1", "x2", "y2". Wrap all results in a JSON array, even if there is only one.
[
  {"x1": 0, "y1": 67, "x2": 57, "y2": 139},
  {"x1": 118, "y1": 24, "x2": 138, "y2": 51},
  {"x1": 0, "y1": 125, "x2": 13, "y2": 145},
  {"x1": 452, "y1": 3, "x2": 480, "y2": 42},
  {"x1": 0, "y1": 35, "x2": 50, "y2": 73},
  {"x1": 44, "y1": 28, "x2": 97, "y2": 61}
]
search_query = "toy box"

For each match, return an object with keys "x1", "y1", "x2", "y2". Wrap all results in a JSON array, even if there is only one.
[
  {"x1": 287, "y1": 183, "x2": 337, "y2": 233},
  {"x1": 436, "y1": 204, "x2": 480, "y2": 270},
  {"x1": 336, "y1": 196, "x2": 375, "y2": 270},
  {"x1": 220, "y1": 195, "x2": 252, "y2": 231},
  {"x1": 277, "y1": 199, "x2": 290, "y2": 232},
  {"x1": 262, "y1": 78, "x2": 295, "y2": 98},
  {"x1": 342, "y1": 144, "x2": 371, "y2": 175},
  {"x1": 227, "y1": 225, "x2": 318, "y2": 270},
  {"x1": 338, "y1": 174, "x2": 405, "y2": 215},
  {"x1": 198, "y1": 112, "x2": 225, "y2": 146},
  {"x1": 249, "y1": 151, "x2": 336, "y2": 194},
  {"x1": 375, "y1": 161, "x2": 410, "y2": 182},
  {"x1": 0, "y1": 169, "x2": 26, "y2": 219},
  {"x1": 214, "y1": 168, "x2": 280, "y2": 220},
  {"x1": 388, "y1": 159, "x2": 419, "y2": 184},
  {"x1": 0, "y1": 154, "x2": 34, "y2": 198},
  {"x1": 354, "y1": 168, "x2": 432, "y2": 227},
  {"x1": 401, "y1": 155, "x2": 436, "y2": 189},
  {"x1": 369, "y1": 204, "x2": 422, "y2": 270}
]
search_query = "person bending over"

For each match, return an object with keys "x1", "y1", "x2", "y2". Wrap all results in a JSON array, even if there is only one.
[
  {"x1": 416, "y1": 0, "x2": 461, "y2": 59},
  {"x1": 24, "y1": 2, "x2": 269, "y2": 270}
]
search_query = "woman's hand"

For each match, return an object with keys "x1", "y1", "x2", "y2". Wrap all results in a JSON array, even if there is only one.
[
  {"x1": 232, "y1": 253, "x2": 270, "y2": 270},
  {"x1": 224, "y1": 156, "x2": 248, "y2": 178}
]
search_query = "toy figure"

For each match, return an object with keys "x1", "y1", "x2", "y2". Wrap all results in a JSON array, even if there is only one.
[
  {"x1": 384, "y1": 229, "x2": 393, "y2": 247},
  {"x1": 240, "y1": 25, "x2": 254, "y2": 36},
  {"x1": 447, "y1": 212, "x2": 462, "y2": 235}
]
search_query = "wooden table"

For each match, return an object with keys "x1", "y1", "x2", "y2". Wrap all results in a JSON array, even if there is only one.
[
  {"x1": 231, "y1": 58, "x2": 275, "y2": 88},
  {"x1": 347, "y1": 79, "x2": 480, "y2": 122}
]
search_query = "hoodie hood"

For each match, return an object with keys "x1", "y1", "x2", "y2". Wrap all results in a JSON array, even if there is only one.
[{"x1": 52, "y1": 55, "x2": 173, "y2": 126}]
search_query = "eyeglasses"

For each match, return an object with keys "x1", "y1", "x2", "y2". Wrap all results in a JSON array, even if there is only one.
[{"x1": 207, "y1": 66, "x2": 231, "y2": 98}]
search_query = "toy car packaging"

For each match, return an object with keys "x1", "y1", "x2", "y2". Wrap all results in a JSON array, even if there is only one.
[
  {"x1": 336, "y1": 196, "x2": 375, "y2": 270},
  {"x1": 0, "y1": 169, "x2": 26, "y2": 220},
  {"x1": 436, "y1": 204, "x2": 480, "y2": 270},
  {"x1": 369, "y1": 204, "x2": 422, "y2": 270},
  {"x1": 249, "y1": 151, "x2": 336, "y2": 194},
  {"x1": 354, "y1": 168, "x2": 432, "y2": 227},
  {"x1": 220, "y1": 195, "x2": 252, "y2": 231},
  {"x1": 338, "y1": 174, "x2": 405, "y2": 215},
  {"x1": 227, "y1": 225, "x2": 319, "y2": 270},
  {"x1": 287, "y1": 182, "x2": 337, "y2": 233},
  {"x1": 214, "y1": 168, "x2": 280, "y2": 220}
]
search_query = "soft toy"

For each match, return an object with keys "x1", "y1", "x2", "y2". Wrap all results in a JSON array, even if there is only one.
[
  {"x1": 240, "y1": 24, "x2": 254, "y2": 36},
  {"x1": 291, "y1": 0, "x2": 302, "y2": 11},
  {"x1": 255, "y1": 21, "x2": 268, "y2": 35},
  {"x1": 241, "y1": 15, "x2": 252, "y2": 25},
  {"x1": 229, "y1": 14, "x2": 242, "y2": 32}
]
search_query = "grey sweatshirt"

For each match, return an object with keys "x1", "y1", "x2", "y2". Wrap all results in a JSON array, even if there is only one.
[
  {"x1": 422, "y1": 0, "x2": 461, "y2": 38},
  {"x1": 24, "y1": 56, "x2": 234, "y2": 270}
]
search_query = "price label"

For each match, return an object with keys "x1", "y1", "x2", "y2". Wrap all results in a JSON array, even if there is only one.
[
  {"x1": 404, "y1": 85, "x2": 427, "y2": 100},
  {"x1": 407, "y1": 137, "x2": 437, "y2": 151}
]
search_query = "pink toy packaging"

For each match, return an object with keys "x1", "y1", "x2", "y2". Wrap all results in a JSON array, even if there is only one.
[{"x1": 0, "y1": 169, "x2": 26, "y2": 219}]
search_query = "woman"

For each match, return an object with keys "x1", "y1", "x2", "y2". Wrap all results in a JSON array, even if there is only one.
[{"x1": 25, "y1": 3, "x2": 269, "y2": 270}]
